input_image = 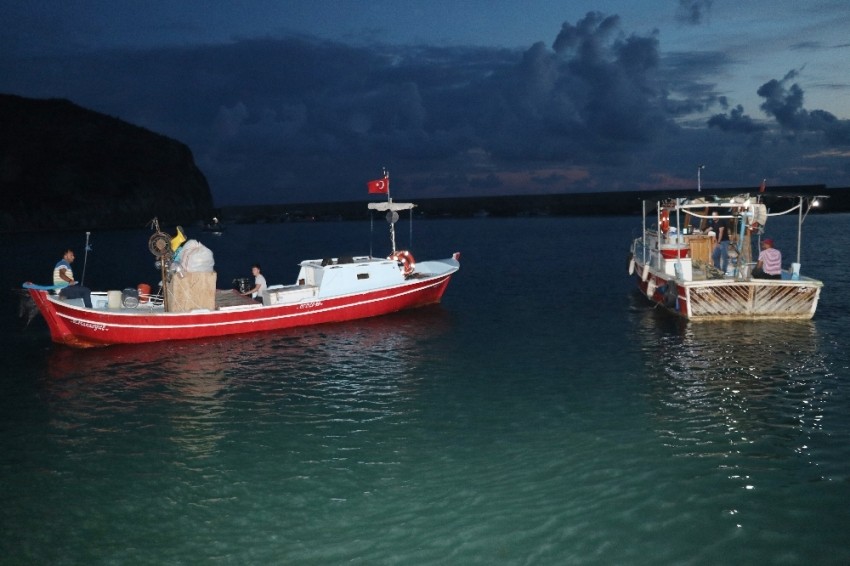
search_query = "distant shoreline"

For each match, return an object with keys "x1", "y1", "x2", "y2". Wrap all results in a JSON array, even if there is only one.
[{"x1": 219, "y1": 184, "x2": 849, "y2": 224}]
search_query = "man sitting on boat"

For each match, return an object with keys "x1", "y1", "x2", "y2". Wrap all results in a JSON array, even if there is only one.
[
  {"x1": 241, "y1": 263, "x2": 267, "y2": 302},
  {"x1": 752, "y1": 238, "x2": 782, "y2": 280},
  {"x1": 53, "y1": 248, "x2": 92, "y2": 308}
]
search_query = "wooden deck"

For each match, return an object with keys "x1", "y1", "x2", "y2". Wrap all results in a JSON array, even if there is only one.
[{"x1": 215, "y1": 289, "x2": 258, "y2": 308}]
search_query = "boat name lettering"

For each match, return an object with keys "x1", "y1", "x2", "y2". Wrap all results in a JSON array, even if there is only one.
[
  {"x1": 72, "y1": 319, "x2": 107, "y2": 332},
  {"x1": 299, "y1": 301, "x2": 323, "y2": 309}
]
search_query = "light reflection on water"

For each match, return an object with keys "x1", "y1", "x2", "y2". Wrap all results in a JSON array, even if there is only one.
[
  {"x1": 4, "y1": 216, "x2": 850, "y2": 564},
  {"x1": 631, "y1": 302, "x2": 843, "y2": 533},
  {"x1": 37, "y1": 307, "x2": 452, "y2": 459}
]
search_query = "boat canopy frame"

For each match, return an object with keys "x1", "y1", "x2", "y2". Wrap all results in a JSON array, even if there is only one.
[{"x1": 640, "y1": 193, "x2": 826, "y2": 270}]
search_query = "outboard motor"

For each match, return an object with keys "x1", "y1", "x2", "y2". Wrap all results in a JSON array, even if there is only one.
[{"x1": 232, "y1": 278, "x2": 252, "y2": 294}]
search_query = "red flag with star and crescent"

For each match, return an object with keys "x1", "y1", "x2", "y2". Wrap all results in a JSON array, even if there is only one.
[{"x1": 368, "y1": 177, "x2": 389, "y2": 194}]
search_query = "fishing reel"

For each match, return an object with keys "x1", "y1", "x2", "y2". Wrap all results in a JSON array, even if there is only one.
[
  {"x1": 147, "y1": 217, "x2": 172, "y2": 259},
  {"x1": 148, "y1": 232, "x2": 171, "y2": 258}
]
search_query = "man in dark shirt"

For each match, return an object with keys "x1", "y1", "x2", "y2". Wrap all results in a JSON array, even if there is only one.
[{"x1": 707, "y1": 212, "x2": 730, "y2": 274}]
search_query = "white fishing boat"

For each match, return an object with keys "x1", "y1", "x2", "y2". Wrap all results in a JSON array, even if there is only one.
[{"x1": 629, "y1": 191, "x2": 824, "y2": 320}]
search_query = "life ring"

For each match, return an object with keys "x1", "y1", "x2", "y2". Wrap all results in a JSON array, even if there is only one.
[
  {"x1": 660, "y1": 209, "x2": 670, "y2": 234},
  {"x1": 389, "y1": 250, "x2": 416, "y2": 275}
]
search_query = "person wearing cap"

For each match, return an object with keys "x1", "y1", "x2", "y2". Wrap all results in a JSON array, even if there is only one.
[
  {"x1": 53, "y1": 248, "x2": 93, "y2": 307},
  {"x1": 752, "y1": 238, "x2": 782, "y2": 280}
]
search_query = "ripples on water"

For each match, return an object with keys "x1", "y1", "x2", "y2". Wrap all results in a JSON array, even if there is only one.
[
  {"x1": 4, "y1": 216, "x2": 850, "y2": 564},
  {"x1": 630, "y1": 304, "x2": 850, "y2": 563}
]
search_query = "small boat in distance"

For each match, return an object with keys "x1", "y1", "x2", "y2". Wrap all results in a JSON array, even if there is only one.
[
  {"x1": 202, "y1": 217, "x2": 225, "y2": 234},
  {"x1": 629, "y1": 190, "x2": 824, "y2": 320},
  {"x1": 23, "y1": 181, "x2": 460, "y2": 348}
]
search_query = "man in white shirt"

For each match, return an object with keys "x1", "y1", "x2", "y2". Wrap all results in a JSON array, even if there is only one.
[{"x1": 242, "y1": 263, "x2": 268, "y2": 302}]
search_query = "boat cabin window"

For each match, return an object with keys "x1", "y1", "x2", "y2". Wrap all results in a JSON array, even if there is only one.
[{"x1": 357, "y1": 273, "x2": 369, "y2": 280}]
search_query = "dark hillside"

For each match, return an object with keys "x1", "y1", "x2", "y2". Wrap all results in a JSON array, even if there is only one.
[{"x1": 0, "y1": 94, "x2": 213, "y2": 233}]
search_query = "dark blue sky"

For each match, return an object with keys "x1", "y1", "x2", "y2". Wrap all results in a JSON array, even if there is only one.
[{"x1": 2, "y1": 1, "x2": 849, "y2": 205}]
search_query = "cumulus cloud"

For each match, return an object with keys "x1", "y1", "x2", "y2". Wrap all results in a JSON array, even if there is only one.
[
  {"x1": 2, "y1": 10, "x2": 848, "y2": 203},
  {"x1": 675, "y1": 0, "x2": 713, "y2": 25},
  {"x1": 757, "y1": 68, "x2": 850, "y2": 144},
  {"x1": 707, "y1": 104, "x2": 766, "y2": 134}
]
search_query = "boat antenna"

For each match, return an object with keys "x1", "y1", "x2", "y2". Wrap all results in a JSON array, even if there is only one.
[
  {"x1": 81, "y1": 231, "x2": 92, "y2": 286},
  {"x1": 697, "y1": 164, "x2": 705, "y2": 192}
]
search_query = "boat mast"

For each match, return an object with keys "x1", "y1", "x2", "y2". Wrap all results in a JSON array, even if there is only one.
[
  {"x1": 81, "y1": 231, "x2": 91, "y2": 286},
  {"x1": 797, "y1": 196, "x2": 803, "y2": 265},
  {"x1": 383, "y1": 169, "x2": 398, "y2": 253}
]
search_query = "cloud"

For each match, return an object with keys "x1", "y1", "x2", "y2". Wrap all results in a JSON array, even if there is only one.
[
  {"x1": 757, "y1": 69, "x2": 808, "y2": 130},
  {"x1": 2, "y1": 10, "x2": 848, "y2": 204},
  {"x1": 675, "y1": 0, "x2": 713, "y2": 25},
  {"x1": 756, "y1": 68, "x2": 850, "y2": 145},
  {"x1": 707, "y1": 104, "x2": 767, "y2": 134}
]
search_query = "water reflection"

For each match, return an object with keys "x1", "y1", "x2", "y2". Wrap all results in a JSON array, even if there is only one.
[
  {"x1": 36, "y1": 306, "x2": 453, "y2": 459},
  {"x1": 630, "y1": 297, "x2": 832, "y2": 489}
]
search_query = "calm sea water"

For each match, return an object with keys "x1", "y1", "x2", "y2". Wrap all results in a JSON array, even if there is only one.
[{"x1": 2, "y1": 213, "x2": 849, "y2": 565}]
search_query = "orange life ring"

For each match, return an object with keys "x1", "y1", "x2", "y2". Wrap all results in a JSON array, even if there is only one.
[
  {"x1": 660, "y1": 209, "x2": 670, "y2": 234},
  {"x1": 389, "y1": 250, "x2": 416, "y2": 275}
]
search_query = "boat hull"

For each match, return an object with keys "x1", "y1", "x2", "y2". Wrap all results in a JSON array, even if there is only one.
[
  {"x1": 27, "y1": 266, "x2": 457, "y2": 348},
  {"x1": 631, "y1": 257, "x2": 821, "y2": 321}
]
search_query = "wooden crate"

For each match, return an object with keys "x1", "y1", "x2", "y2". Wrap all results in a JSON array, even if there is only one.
[
  {"x1": 686, "y1": 235, "x2": 713, "y2": 265},
  {"x1": 167, "y1": 271, "x2": 217, "y2": 312}
]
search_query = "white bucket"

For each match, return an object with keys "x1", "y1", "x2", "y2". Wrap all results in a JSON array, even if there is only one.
[
  {"x1": 791, "y1": 262, "x2": 801, "y2": 280},
  {"x1": 107, "y1": 290, "x2": 122, "y2": 309}
]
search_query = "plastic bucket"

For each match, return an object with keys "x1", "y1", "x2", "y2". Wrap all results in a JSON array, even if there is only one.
[
  {"x1": 137, "y1": 283, "x2": 151, "y2": 303},
  {"x1": 660, "y1": 245, "x2": 690, "y2": 259},
  {"x1": 122, "y1": 288, "x2": 139, "y2": 308},
  {"x1": 107, "y1": 290, "x2": 122, "y2": 309},
  {"x1": 791, "y1": 262, "x2": 801, "y2": 280}
]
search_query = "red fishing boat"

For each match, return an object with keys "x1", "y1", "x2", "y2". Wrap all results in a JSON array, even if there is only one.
[{"x1": 23, "y1": 182, "x2": 460, "y2": 348}]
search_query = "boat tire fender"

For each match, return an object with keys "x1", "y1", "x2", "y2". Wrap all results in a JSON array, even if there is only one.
[
  {"x1": 664, "y1": 280, "x2": 679, "y2": 309},
  {"x1": 646, "y1": 278, "x2": 656, "y2": 299}
]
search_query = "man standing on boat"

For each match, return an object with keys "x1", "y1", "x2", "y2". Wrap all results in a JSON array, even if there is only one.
[
  {"x1": 752, "y1": 238, "x2": 782, "y2": 280},
  {"x1": 707, "y1": 211, "x2": 730, "y2": 275},
  {"x1": 53, "y1": 248, "x2": 92, "y2": 308}
]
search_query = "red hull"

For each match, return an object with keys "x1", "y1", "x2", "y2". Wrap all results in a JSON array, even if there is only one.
[{"x1": 28, "y1": 274, "x2": 454, "y2": 348}]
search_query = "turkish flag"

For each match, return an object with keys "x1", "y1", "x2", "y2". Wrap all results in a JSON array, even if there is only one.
[{"x1": 368, "y1": 178, "x2": 389, "y2": 194}]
